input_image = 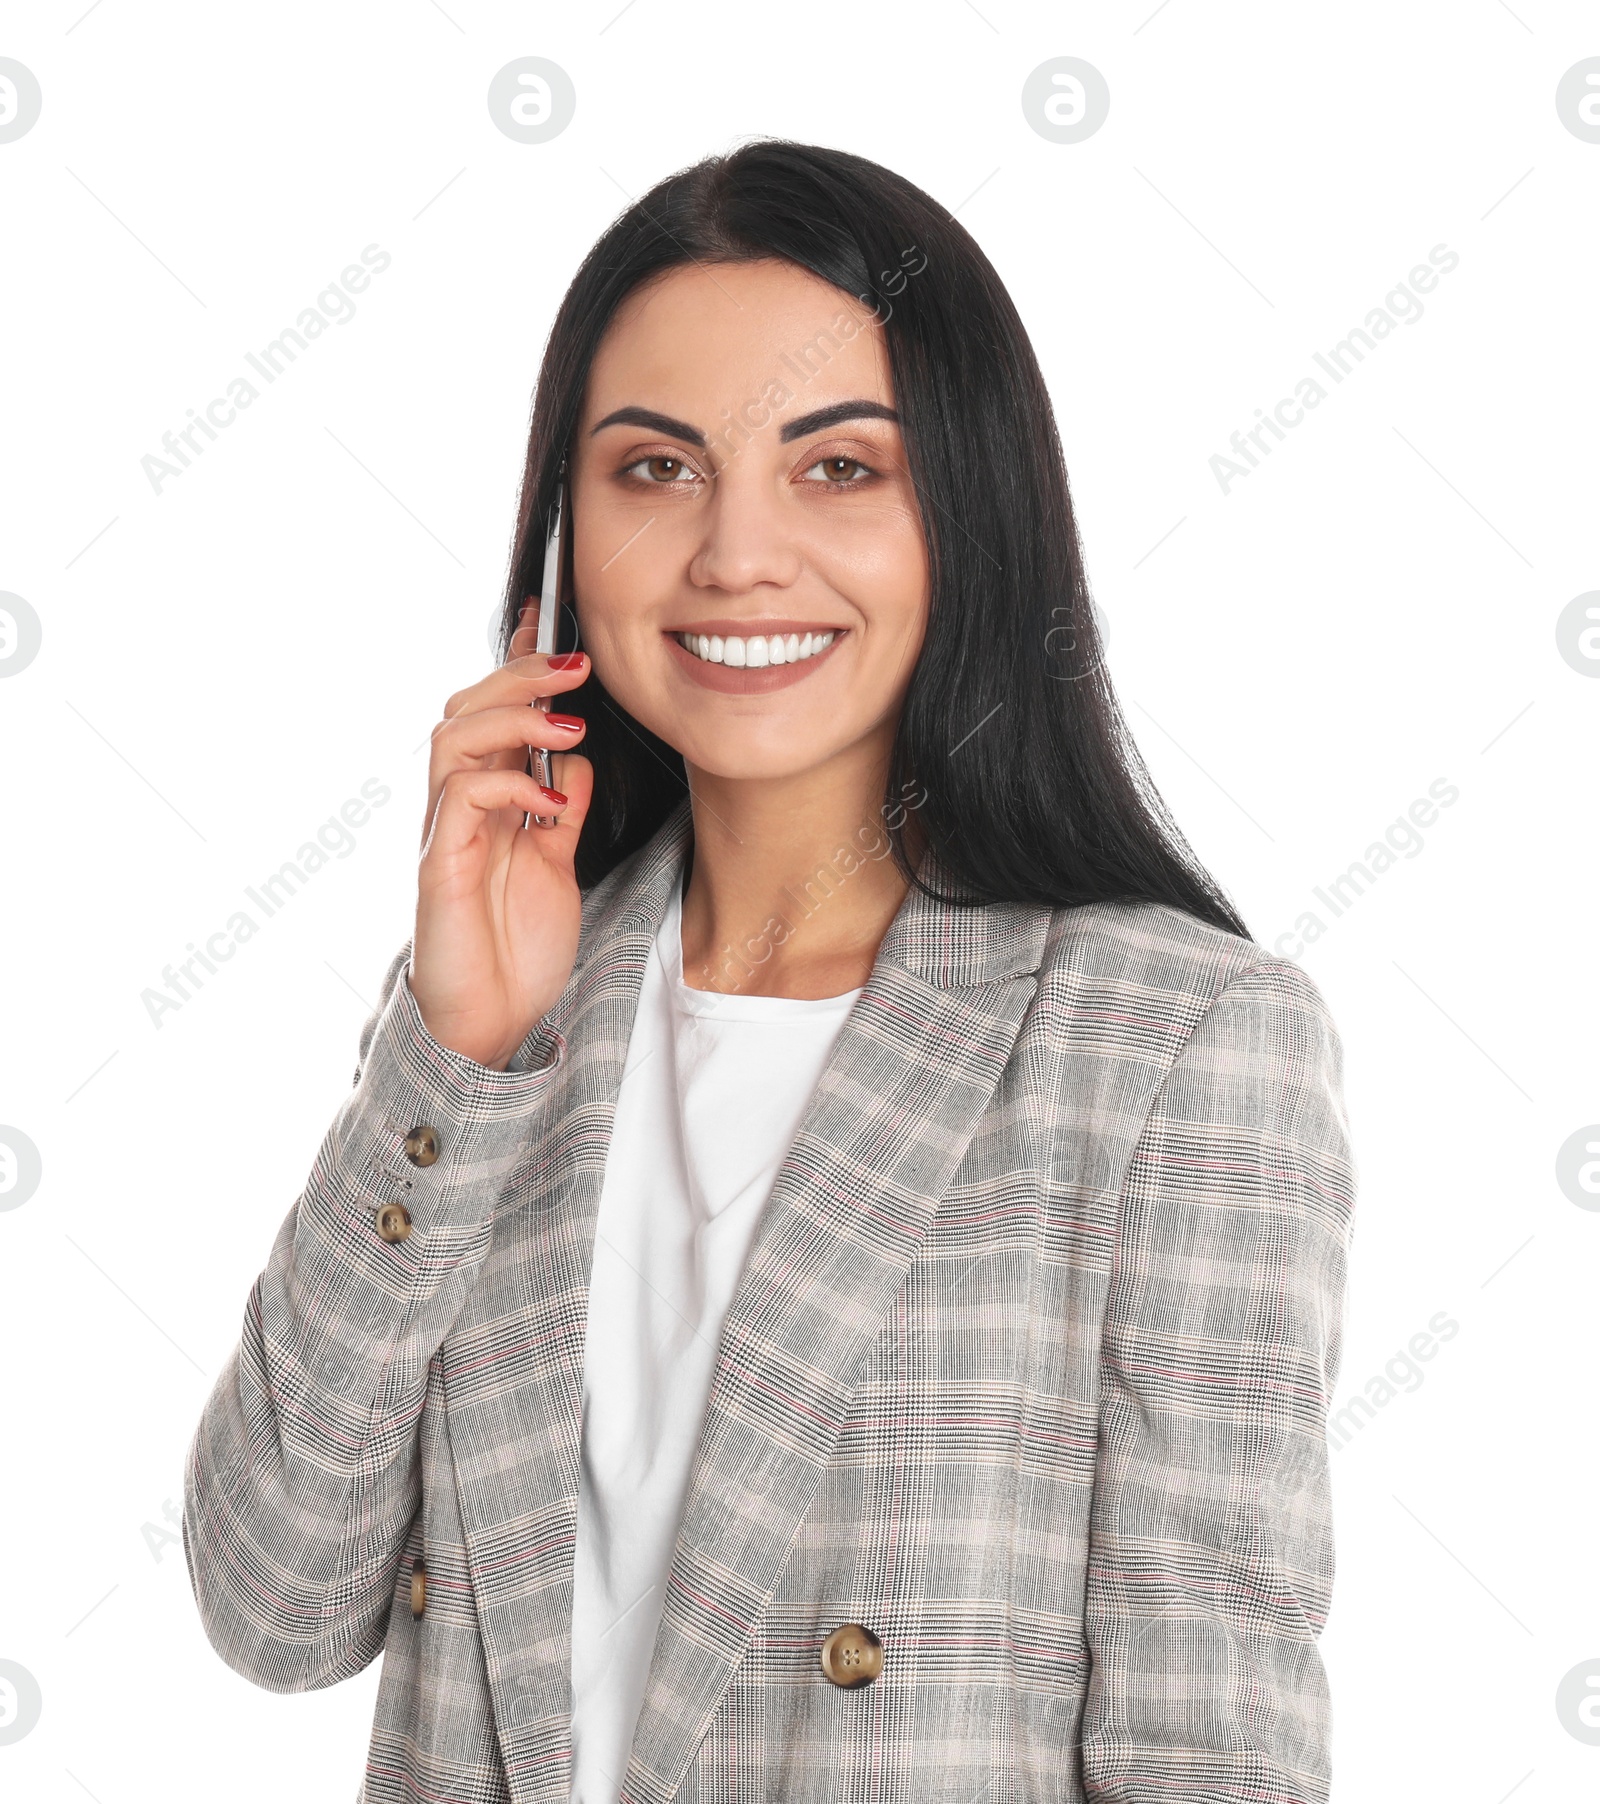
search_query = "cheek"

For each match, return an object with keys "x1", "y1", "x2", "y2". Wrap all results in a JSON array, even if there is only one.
[
  {"x1": 841, "y1": 515, "x2": 930, "y2": 645},
  {"x1": 571, "y1": 536, "x2": 681, "y2": 734},
  {"x1": 574, "y1": 540, "x2": 663, "y2": 657}
]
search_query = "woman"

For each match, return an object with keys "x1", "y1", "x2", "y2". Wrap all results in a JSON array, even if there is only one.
[{"x1": 185, "y1": 141, "x2": 1355, "y2": 1804}]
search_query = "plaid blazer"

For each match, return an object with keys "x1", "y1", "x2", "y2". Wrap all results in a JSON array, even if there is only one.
[{"x1": 185, "y1": 798, "x2": 1355, "y2": 1804}]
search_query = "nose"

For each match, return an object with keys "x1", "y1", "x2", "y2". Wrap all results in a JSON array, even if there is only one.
[{"x1": 686, "y1": 469, "x2": 804, "y2": 596}]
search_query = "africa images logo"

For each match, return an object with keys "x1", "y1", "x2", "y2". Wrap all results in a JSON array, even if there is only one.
[
  {"x1": 1209, "y1": 246, "x2": 1460, "y2": 494},
  {"x1": 139, "y1": 245, "x2": 393, "y2": 494}
]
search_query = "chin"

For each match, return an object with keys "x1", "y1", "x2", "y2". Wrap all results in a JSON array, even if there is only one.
[{"x1": 667, "y1": 733, "x2": 841, "y2": 784}]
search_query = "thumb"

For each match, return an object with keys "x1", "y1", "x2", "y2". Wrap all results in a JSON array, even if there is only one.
[{"x1": 506, "y1": 597, "x2": 541, "y2": 662}]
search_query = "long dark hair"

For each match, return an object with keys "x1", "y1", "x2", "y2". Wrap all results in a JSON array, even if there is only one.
[{"x1": 498, "y1": 139, "x2": 1246, "y2": 937}]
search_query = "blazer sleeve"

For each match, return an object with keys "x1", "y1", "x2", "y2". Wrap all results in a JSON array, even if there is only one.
[
  {"x1": 183, "y1": 942, "x2": 564, "y2": 1693},
  {"x1": 1080, "y1": 958, "x2": 1357, "y2": 1804}
]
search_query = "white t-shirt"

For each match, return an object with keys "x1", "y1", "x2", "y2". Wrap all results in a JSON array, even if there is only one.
[{"x1": 570, "y1": 873, "x2": 863, "y2": 1804}]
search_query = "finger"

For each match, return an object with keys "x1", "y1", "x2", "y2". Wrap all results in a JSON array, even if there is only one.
[
  {"x1": 536, "y1": 751, "x2": 594, "y2": 847},
  {"x1": 423, "y1": 767, "x2": 571, "y2": 864},
  {"x1": 438, "y1": 650, "x2": 590, "y2": 727},
  {"x1": 507, "y1": 598, "x2": 543, "y2": 661},
  {"x1": 425, "y1": 700, "x2": 587, "y2": 840},
  {"x1": 429, "y1": 700, "x2": 586, "y2": 773}
]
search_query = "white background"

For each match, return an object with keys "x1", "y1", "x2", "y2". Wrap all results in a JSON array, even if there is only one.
[{"x1": 2, "y1": 2, "x2": 1595, "y2": 1800}]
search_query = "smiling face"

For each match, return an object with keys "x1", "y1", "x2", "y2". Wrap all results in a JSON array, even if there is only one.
[{"x1": 569, "y1": 259, "x2": 930, "y2": 785}]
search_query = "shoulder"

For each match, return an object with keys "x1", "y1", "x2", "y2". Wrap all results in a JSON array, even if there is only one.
[
  {"x1": 1029, "y1": 902, "x2": 1354, "y2": 1239},
  {"x1": 1028, "y1": 896, "x2": 1343, "y2": 1075}
]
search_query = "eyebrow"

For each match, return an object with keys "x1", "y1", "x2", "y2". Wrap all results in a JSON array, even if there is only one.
[
  {"x1": 587, "y1": 398, "x2": 900, "y2": 449},
  {"x1": 778, "y1": 400, "x2": 899, "y2": 442},
  {"x1": 589, "y1": 406, "x2": 706, "y2": 448}
]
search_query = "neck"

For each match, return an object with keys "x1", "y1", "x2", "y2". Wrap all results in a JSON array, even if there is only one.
[{"x1": 678, "y1": 736, "x2": 916, "y2": 999}]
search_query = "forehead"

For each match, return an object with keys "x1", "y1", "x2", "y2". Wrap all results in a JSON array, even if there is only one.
[{"x1": 581, "y1": 258, "x2": 894, "y2": 422}]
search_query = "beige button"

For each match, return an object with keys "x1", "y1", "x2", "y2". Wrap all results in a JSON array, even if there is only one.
[
  {"x1": 410, "y1": 1557, "x2": 427, "y2": 1619},
  {"x1": 819, "y1": 1622, "x2": 882, "y2": 1688},
  {"x1": 375, "y1": 1201, "x2": 413, "y2": 1243},
  {"x1": 403, "y1": 1124, "x2": 440, "y2": 1167}
]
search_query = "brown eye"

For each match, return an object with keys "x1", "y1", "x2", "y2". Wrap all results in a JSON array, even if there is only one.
[
  {"x1": 622, "y1": 453, "x2": 698, "y2": 484},
  {"x1": 806, "y1": 455, "x2": 870, "y2": 484}
]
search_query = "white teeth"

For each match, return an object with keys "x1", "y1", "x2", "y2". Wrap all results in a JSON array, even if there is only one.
[{"x1": 676, "y1": 630, "x2": 837, "y2": 668}]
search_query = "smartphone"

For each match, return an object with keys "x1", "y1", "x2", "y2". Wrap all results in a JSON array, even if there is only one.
[{"x1": 526, "y1": 463, "x2": 567, "y2": 829}]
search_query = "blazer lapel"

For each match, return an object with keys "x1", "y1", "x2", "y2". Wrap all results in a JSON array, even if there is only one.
[
  {"x1": 442, "y1": 803, "x2": 695, "y2": 1804},
  {"x1": 620, "y1": 856, "x2": 1051, "y2": 1804}
]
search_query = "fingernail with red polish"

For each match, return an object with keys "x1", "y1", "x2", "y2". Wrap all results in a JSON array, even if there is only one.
[
  {"x1": 546, "y1": 713, "x2": 584, "y2": 732},
  {"x1": 539, "y1": 786, "x2": 568, "y2": 806},
  {"x1": 547, "y1": 652, "x2": 587, "y2": 669}
]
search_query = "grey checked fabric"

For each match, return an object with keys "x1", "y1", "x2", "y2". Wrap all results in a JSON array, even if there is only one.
[{"x1": 184, "y1": 798, "x2": 1355, "y2": 1804}]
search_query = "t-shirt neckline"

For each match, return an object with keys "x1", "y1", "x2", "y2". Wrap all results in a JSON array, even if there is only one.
[{"x1": 658, "y1": 871, "x2": 865, "y2": 1021}]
